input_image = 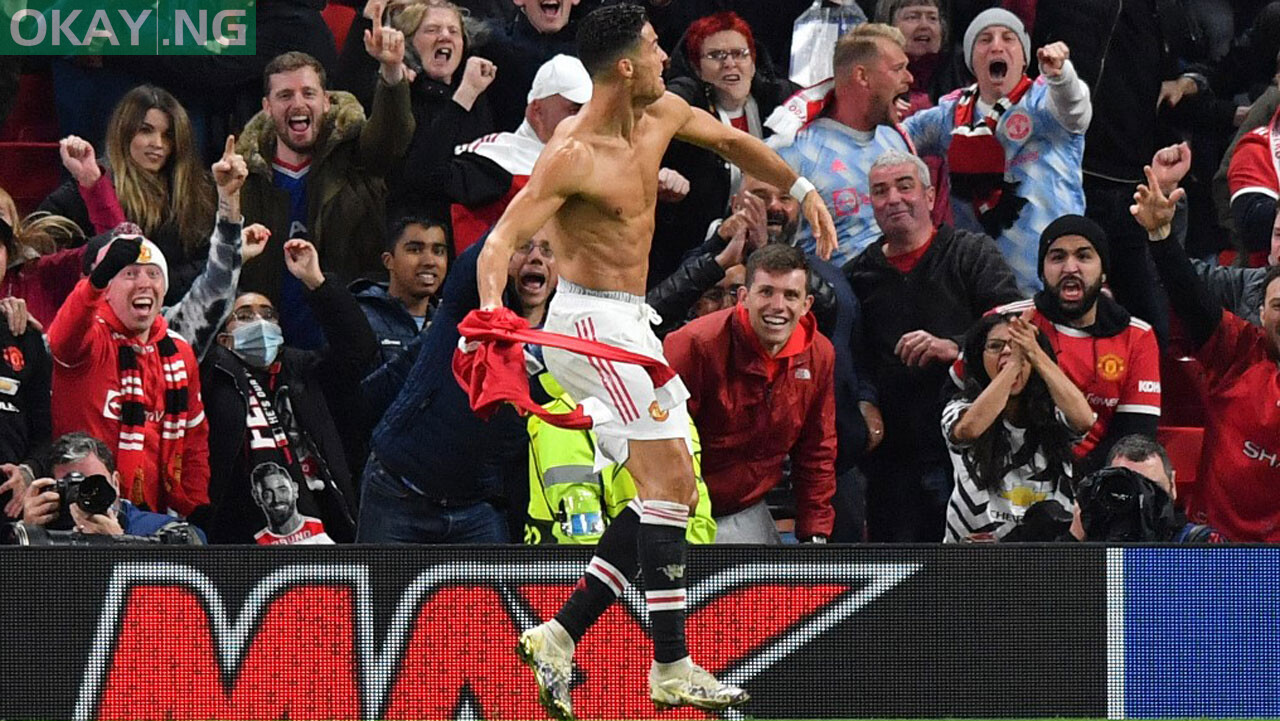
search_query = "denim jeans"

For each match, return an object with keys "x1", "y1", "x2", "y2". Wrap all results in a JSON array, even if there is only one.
[{"x1": 355, "y1": 455, "x2": 509, "y2": 544}]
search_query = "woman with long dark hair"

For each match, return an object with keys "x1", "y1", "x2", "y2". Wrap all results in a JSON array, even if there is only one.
[
  {"x1": 40, "y1": 84, "x2": 216, "y2": 305},
  {"x1": 942, "y1": 311, "x2": 1095, "y2": 541}
]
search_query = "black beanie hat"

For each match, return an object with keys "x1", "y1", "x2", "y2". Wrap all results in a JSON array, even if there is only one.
[{"x1": 1037, "y1": 214, "x2": 1109, "y2": 279}]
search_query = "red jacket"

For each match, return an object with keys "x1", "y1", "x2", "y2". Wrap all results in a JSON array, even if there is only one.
[
  {"x1": 49, "y1": 279, "x2": 210, "y2": 516},
  {"x1": 664, "y1": 306, "x2": 837, "y2": 538}
]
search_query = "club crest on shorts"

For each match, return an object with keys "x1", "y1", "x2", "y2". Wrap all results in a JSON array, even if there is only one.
[{"x1": 648, "y1": 401, "x2": 669, "y2": 422}]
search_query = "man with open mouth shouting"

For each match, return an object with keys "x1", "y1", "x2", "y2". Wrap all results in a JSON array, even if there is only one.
[
  {"x1": 955, "y1": 214, "x2": 1161, "y2": 478},
  {"x1": 903, "y1": 8, "x2": 1093, "y2": 294},
  {"x1": 236, "y1": 0, "x2": 414, "y2": 350}
]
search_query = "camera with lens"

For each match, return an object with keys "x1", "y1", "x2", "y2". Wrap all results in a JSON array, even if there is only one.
[
  {"x1": 5, "y1": 520, "x2": 204, "y2": 545},
  {"x1": 1074, "y1": 466, "x2": 1176, "y2": 542},
  {"x1": 49, "y1": 471, "x2": 117, "y2": 516}
]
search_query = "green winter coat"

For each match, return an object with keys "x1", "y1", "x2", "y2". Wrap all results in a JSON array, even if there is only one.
[{"x1": 236, "y1": 79, "x2": 414, "y2": 302}]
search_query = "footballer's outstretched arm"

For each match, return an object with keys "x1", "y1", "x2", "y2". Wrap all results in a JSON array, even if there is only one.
[{"x1": 667, "y1": 94, "x2": 838, "y2": 260}]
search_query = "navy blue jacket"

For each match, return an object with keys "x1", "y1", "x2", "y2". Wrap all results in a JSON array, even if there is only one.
[
  {"x1": 351, "y1": 280, "x2": 429, "y2": 369},
  {"x1": 120, "y1": 500, "x2": 207, "y2": 541},
  {"x1": 807, "y1": 256, "x2": 878, "y2": 474},
  {"x1": 364, "y1": 242, "x2": 527, "y2": 502}
]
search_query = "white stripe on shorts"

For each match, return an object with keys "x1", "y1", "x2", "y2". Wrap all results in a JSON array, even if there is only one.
[{"x1": 640, "y1": 500, "x2": 689, "y2": 529}]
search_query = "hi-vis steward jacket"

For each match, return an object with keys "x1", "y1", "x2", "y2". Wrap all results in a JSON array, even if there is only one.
[{"x1": 524, "y1": 371, "x2": 715, "y2": 545}]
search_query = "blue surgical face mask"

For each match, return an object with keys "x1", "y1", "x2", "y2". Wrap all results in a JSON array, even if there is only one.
[{"x1": 230, "y1": 319, "x2": 284, "y2": 367}]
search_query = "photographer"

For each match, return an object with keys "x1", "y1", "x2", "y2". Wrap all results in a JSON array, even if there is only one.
[
  {"x1": 1070, "y1": 435, "x2": 1226, "y2": 543},
  {"x1": 20, "y1": 432, "x2": 203, "y2": 540}
]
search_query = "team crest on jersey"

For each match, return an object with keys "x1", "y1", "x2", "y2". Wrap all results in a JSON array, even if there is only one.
[
  {"x1": 833, "y1": 188, "x2": 861, "y2": 216},
  {"x1": 648, "y1": 401, "x2": 669, "y2": 422},
  {"x1": 3, "y1": 346, "x2": 23, "y2": 372},
  {"x1": 1003, "y1": 110, "x2": 1032, "y2": 142},
  {"x1": 1096, "y1": 353, "x2": 1126, "y2": 381}
]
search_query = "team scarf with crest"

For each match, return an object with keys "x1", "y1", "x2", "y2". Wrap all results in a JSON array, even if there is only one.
[
  {"x1": 114, "y1": 327, "x2": 190, "y2": 511},
  {"x1": 947, "y1": 76, "x2": 1033, "y2": 236}
]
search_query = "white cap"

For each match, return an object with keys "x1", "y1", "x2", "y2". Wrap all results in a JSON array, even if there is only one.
[{"x1": 527, "y1": 54, "x2": 593, "y2": 104}]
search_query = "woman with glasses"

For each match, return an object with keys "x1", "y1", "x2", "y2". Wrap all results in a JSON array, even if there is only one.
[
  {"x1": 941, "y1": 311, "x2": 1095, "y2": 542},
  {"x1": 651, "y1": 12, "x2": 798, "y2": 287}
]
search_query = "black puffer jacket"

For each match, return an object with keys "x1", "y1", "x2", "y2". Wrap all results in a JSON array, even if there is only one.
[{"x1": 653, "y1": 31, "x2": 797, "y2": 287}]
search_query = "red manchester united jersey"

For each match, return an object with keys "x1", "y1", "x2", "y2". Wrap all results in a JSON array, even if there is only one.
[
  {"x1": 1193, "y1": 311, "x2": 1280, "y2": 542},
  {"x1": 952, "y1": 299, "x2": 1161, "y2": 458},
  {"x1": 1227, "y1": 122, "x2": 1279, "y2": 203}
]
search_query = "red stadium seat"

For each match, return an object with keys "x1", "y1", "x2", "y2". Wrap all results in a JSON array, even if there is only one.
[
  {"x1": 0, "y1": 71, "x2": 63, "y2": 215},
  {"x1": 1157, "y1": 425, "x2": 1204, "y2": 511},
  {"x1": 1158, "y1": 354, "x2": 1207, "y2": 427},
  {"x1": 0, "y1": 72, "x2": 59, "y2": 143},
  {"x1": 0, "y1": 141, "x2": 62, "y2": 215},
  {"x1": 323, "y1": 3, "x2": 357, "y2": 54}
]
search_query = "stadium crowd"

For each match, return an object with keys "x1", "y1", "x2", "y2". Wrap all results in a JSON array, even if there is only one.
[{"x1": 0, "y1": 0, "x2": 1277, "y2": 546}]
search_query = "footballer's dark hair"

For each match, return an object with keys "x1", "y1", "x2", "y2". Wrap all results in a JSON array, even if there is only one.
[
  {"x1": 576, "y1": 3, "x2": 648, "y2": 77},
  {"x1": 745, "y1": 243, "x2": 810, "y2": 289}
]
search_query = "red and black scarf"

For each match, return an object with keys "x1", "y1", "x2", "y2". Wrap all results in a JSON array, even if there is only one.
[
  {"x1": 947, "y1": 76, "x2": 1033, "y2": 237},
  {"x1": 115, "y1": 331, "x2": 189, "y2": 510}
]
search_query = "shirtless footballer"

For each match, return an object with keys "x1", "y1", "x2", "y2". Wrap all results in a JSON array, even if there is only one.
[{"x1": 474, "y1": 5, "x2": 836, "y2": 718}]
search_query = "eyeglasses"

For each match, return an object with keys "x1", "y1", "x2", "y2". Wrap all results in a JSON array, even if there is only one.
[
  {"x1": 983, "y1": 339, "x2": 1012, "y2": 355},
  {"x1": 700, "y1": 284, "x2": 744, "y2": 304},
  {"x1": 232, "y1": 306, "x2": 280, "y2": 323},
  {"x1": 515, "y1": 241, "x2": 553, "y2": 257},
  {"x1": 702, "y1": 48, "x2": 751, "y2": 63}
]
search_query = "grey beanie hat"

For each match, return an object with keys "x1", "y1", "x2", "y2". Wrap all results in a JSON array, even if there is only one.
[{"x1": 962, "y1": 8, "x2": 1030, "y2": 74}]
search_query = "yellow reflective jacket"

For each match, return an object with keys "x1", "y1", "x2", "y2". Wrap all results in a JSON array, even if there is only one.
[{"x1": 524, "y1": 377, "x2": 715, "y2": 545}]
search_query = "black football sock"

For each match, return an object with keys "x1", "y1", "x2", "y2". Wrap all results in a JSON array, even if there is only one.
[
  {"x1": 554, "y1": 501, "x2": 641, "y2": 643},
  {"x1": 637, "y1": 499, "x2": 690, "y2": 663}
]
